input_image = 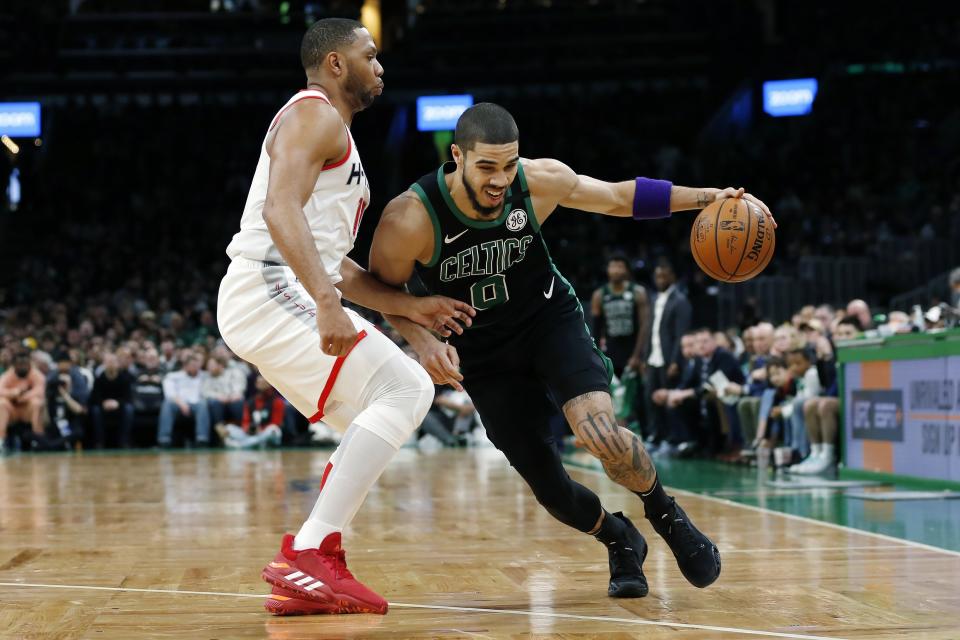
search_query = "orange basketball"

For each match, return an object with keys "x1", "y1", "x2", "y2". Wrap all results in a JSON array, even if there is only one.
[{"x1": 690, "y1": 198, "x2": 775, "y2": 283}]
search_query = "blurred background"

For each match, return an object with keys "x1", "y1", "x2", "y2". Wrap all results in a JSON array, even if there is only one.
[{"x1": 1, "y1": 1, "x2": 959, "y2": 463}]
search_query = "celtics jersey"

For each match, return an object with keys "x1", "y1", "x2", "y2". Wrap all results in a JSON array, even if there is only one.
[
  {"x1": 411, "y1": 161, "x2": 575, "y2": 340},
  {"x1": 600, "y1": 284, "x2": 638, "y2": 339}
]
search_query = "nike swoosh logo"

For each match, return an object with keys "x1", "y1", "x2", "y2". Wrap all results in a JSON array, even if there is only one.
[
  {"x1": 543, "y1": 277, "x2": 555, "y2": 299},
  {"x1": 444, "y1": 230, "x2": 468, "y2": 244}
]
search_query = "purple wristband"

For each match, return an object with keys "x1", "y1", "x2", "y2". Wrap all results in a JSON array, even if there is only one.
[{"x1": 632, "y1": 177, "x2": 673, "y2": 220}]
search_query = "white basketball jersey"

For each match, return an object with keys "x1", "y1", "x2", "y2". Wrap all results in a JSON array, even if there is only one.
[{"x1": 225, "y1": 89, "x2": 370, "y2": 285}]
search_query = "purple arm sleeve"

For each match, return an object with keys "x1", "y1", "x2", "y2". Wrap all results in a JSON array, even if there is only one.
[{"x1": 632, "y1": 177, "x2": 673, "y2": 220}]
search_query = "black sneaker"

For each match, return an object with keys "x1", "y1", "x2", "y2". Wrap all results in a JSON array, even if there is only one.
[
  {"x1": 604, "y1": 512, "x2": 649, "y2": 598},
  {"x1": 648, "y1": 499, "x2": 721, "y2": 588}
]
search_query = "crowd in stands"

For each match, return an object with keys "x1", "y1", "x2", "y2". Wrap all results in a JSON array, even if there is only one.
[{"x1": 4, "y1": 2, "x2": 959, "y2": 460}]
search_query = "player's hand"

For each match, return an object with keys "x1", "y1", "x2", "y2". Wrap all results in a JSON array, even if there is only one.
[
  {"x1": 317, "y1": 306, "x2": 358, "y2": 357},
  {"x1": 408, "y1": 295, "x2": 476, "y2": 337},
  {"x1": 417, "y1": 340, "x2": 465, "y2": 391},
  {"x1": 714, "y1": 187, "x2": 777, "y2": 228},
  {"x1": 626, "y1": 355, "x2": 644, "y2": 373},
  {"x1": 651, "y1": 389, "x2": 669, "y2": 405}
]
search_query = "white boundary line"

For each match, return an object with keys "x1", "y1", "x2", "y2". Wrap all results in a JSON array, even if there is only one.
[
  {"x1": 568, "y1": 465, "x2": 960, "y2": 559},
  {"x1": 723, "y1": 545, "x2": 905, "y2": 554},
  {"x1": 0, "y1": 582, "x2": 849, "y2": 640}
]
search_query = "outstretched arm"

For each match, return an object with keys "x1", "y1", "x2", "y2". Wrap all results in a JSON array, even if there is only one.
[
  {"x1": 522, "y1": 157, "x2": 775, "y2": 224},
  {"x1": 337, "y1": 257, "x2": 472, "y2": 336}
]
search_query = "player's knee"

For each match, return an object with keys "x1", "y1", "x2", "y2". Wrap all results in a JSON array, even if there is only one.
[
  {"x1": 406, "y1": 360, "x2": 434, "y2": 426},
  {"x1": 354, "y1": 355, "x2": 435, "y2": 448}
]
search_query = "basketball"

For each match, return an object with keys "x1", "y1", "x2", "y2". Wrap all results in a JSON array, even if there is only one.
[{"x1": 690, "y1": 198, "x2": 775, "y2": 283}]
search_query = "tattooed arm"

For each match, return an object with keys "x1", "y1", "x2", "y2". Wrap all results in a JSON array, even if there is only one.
[{"x1": 562, "y1": 391, "x2": 657, "y2": 492}]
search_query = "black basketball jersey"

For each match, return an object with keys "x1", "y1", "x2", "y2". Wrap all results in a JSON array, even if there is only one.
[
  {"x1": 411, "y1": 161, "x2": 576, "y2": 343},
  {"x1": 600, "y1": 284, "x2": 638, "y2": 339}
]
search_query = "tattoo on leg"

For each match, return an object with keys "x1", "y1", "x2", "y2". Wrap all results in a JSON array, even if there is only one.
[
  {"x1": 565, "y1": 391, "x2": 657, "y2": 491},
  {"x1": 582, "y1": 411, "x2": 626, "y2": 456}
]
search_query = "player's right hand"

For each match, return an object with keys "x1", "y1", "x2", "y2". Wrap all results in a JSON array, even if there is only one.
[
  {"x1": 408, "y1": 295, "x2": 476, "y2": 337},
  {"x1": 418, "y1": 341, "x2": 464, "y2": 391},
  {"x1": 317, "y1": 306, "x2": 359, "y2": 357}
]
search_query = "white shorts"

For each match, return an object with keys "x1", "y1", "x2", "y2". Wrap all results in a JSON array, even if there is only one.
[{"x1": 217, "y1": 258, "x2": 402, "y2": 429}]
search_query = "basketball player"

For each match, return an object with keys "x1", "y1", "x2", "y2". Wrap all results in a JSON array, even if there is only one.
[
  {"x1": 217, "y1": 19, "x2": 475, "y2": 616},
  {"x1": 369, "y1": 103, "x2": 774, "y2": 597},
  {"x1": 590, "y1": 254, "x2": 649, "y2": 377}
]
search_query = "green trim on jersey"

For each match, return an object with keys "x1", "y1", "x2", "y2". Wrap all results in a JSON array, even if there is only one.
[
  {"x1": 410, "y1": 183, "x2": 443, "y2": 267},
  {"x1": 540, "y1": 236, "x2": 615, "y2": 385},
  {"x1": 437, "y1": 166, "x2": 513, "y2": 229},
  {"x1": 516, "y1": 163, "x2": 540, "y2": 233}
]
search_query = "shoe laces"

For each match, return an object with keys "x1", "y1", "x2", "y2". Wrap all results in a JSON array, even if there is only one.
[
  {"x1": 606, "y1": 538, "x2": 639, "y2": 574},
  {"x1": 319, "y1": 549, "x2": 355, "y2": 580},
  {"x1": 661, "y1": 503, "x2": 703, "y2": 557}
]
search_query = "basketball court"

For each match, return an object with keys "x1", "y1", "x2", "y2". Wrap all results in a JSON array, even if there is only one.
[{"x1": 2, "y1": 447, "x2": 958, "y2": 639}]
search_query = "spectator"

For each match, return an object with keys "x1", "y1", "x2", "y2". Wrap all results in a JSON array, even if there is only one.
[
  {"x1": 783, "y1": 348, "x2": 821, "y2": 463},
  {"x1": 651, "y1": 331, "x2": 700, "y2": 456},
  {"x1": 713, "y1": 331, "x2": 734, "y2": 353},
  {"x1": 0, "y1": 351, "x2": 47, "y2": 452},
  {"x1": 731, "y1": 322, "x2": 774, "y2": 454},
  {"x1": 772, "y1": 324, "x2": 802, "y2": 357},
  {"x1": 157, "y1": 353, "x2": 210, "y2": 447},
  {"x1": 753, "y1": 356, "x2": 796, "y2": 468},
  {"x1": 219, "y1": 375, "x2": 283, "y2": 449},
  {"x1": 643, "y1": 260, "x2": 691, "y2": 447},
  {"x1": 814, "y1": 305, "x2": 835, "y2": 336},
  {"x1": 832, "y1": 316, "x2": 862, "y2": 342},
  {"x1": 202, "y1": 355, "x2": 246, "y2": 437},
  {"x1": 132, "y1": 347, "x2": 165, "y2": 419},
  {"x1": 794, "y1": 394, "x2": 841, "y2": 475},
  {"x1": 664, "y1": 328, "x2": 745, "y2": 454},
  {"x1": 159, "y1": 340, "x2": 179, "y2": 374},
  {"x1": 846, "y1": 299, "x2": 874, "y2": 331},
  {"x1": 432, "y1": 389, "x2": 480, "y2": 440},
  {"x1": 89, "y1": 352, "x2": 134, "y2": 448},
  {"x1": 46, "y1": 349, "x2": 90, "y2": 448}
]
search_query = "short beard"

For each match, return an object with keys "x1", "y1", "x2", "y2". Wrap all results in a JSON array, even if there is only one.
[
  {"x1": 344, "y1": 63, "x2": 375, "y2": 110},
  {"x1": 462, "y1": 173, "x2": 503, "y2": 218}
]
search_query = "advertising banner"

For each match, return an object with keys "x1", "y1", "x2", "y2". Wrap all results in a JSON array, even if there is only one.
[{"x1": 844, "y1": 356, "x2": 960, "y2": 482}]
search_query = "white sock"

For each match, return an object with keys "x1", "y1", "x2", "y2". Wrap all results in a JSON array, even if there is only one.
[
  {"x1": 821, "y1": 443, "x2": 836, "y2": 463},
  {"x1": 293, "y1": 424, "x2": 397, "y2": 550},
  {"x1": 810, "y1": 442, "x2": 823, "y2": 460}
]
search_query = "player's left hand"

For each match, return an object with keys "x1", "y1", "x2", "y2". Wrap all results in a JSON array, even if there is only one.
[
  {"x1": 714, "y1": 187, "x2": 777, "y2": 228},
  {"x1": 408, "y1": 296, "x2": 476, "y2": 337}
]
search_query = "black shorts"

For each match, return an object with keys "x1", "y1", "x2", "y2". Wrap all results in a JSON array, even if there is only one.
[
  {"x1": 454, "y1": 299, "x2": 612, "y2": 455},
  {"x1": 604, "y1": 337, "x2": 636, "y2": 377}
]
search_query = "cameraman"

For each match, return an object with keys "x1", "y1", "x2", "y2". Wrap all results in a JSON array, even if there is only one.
[{"x1": 46, "y1": 350, "x2": 90, "y2": 448}]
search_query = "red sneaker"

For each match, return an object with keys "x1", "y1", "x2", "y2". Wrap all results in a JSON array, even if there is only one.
[
  {"x1": 264, "y1": 585, "x2": 339, "y2": 616},
  {"x1": 261, "y1": 533, "x2": 388, "y2": 615}
]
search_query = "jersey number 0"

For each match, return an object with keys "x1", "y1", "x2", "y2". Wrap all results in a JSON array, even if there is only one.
[{"x1": 469, "y1": 274, "x2": 509, "y2": 310}]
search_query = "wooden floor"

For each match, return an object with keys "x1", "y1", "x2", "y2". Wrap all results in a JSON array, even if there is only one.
[{"x1": 1, "y1": 447, "x2": 959, "y2": 639}]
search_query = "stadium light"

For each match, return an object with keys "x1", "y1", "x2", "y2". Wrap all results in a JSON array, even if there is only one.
[
  {"x1": 417, "y1": 95, "x2": 473, "y2": 132},
  {"x1": 0, "y1": 102, "x2": 42, "y2": 137},
  {"x1": 762, "y1": 79, "x2": 818, "y2": 117}
]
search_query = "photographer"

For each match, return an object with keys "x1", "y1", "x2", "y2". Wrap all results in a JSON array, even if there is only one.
[{"x1": 46, "y1": 350, "x2": 90, "y2": 448}]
